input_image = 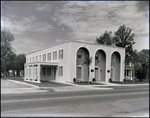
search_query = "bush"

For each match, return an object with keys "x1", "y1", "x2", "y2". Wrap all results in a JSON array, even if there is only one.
[
  {"x1": 73, "y1": 78, "x2": 76, "y2": 83},
  {"x1": 92, "y1": 78, "x2": 96, "y2": 83},
  {"x1": 109, "y1": 78, "x2": 112, "y2": 83}
]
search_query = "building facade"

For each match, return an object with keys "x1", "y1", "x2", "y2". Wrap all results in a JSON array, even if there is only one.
[
  {"x1": 124, "y1": 62, "x2": 135, "y2": 81},
  {"x1": 24, "y1": 40, "x2": 125, "y2": 83}
]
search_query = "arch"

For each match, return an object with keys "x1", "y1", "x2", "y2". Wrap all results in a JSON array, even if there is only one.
[
  {"x1": 76, "y1": 47, "x2": 90, "y2": 82},
  {"x1": 94, "y1": 49, "x2": 106, "y2": 82},
  {"x1": 111, "y1": 51, "x2": 121, "y2": 81}
]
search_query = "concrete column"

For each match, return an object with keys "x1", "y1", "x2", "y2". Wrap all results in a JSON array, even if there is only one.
[
  {"x1": 131, "y1": 70, "x2": 133, "y2": 80},
  {"x1": 37, "y1": 64, "x2": 41, "y2": 83},
  {"x1": 32, "y1": 65, "x2": 34, "y2": 81}
]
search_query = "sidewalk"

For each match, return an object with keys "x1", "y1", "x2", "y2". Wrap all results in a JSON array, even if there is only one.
[{"x1": 1, "y1": 78, "x2": 149, "y2": 94}]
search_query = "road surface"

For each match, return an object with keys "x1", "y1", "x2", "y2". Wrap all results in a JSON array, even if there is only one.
[{"x1": 1, "y1": 86, "x2": 149, "y2": 117}]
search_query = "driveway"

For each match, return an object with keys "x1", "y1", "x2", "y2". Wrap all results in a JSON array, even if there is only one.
[{"x1": 6, "y1": 77, "x2": 73, "y2": 87}]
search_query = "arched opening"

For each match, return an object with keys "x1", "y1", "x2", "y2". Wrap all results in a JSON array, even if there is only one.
[
  {"x1": 95, "y1": 50, "x2": 106, "y2": 81},
  {"x1": 76, "y1": 47, "x2": 90, "y2": 82},
  {"x1": 111, "y1": 52, "x2": 120, "y2": 81}
]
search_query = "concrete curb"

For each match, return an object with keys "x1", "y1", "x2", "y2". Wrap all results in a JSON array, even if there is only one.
[{"x1": 8, "y1": 79, "x2": 39, "y2": 88}]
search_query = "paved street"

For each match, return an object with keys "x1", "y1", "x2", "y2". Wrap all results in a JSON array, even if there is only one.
[{"x1": 1, "y1": 86, "x2": 149, "y2": 117}]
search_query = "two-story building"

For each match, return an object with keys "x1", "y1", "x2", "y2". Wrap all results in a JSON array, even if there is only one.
[{"x1": 24, "y1": 40, "x2": 125, "y2": 83}]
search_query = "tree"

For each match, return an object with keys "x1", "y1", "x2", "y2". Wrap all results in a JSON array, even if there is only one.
[
  {"x1": 135, "y1": 49, "x2": 149, "y2": 81},
  {"x1": 114, "y1": 25, "x2": 135, "y2": 48},
  {"x1": 9, "y1": 52, "x2": 17, "y2": 76},
  {"x1": 1, "y1": 30, "x2": 15, "y2": 79},
  {"x1": 114, "y1": 25, "x2": 136, "y2": 65},
  {"x1": 15, "y1": 54, "x2": 26, "y2": 76},
  {"x1": 96, "y1": 30, "x2": 115, "y2": 45}
]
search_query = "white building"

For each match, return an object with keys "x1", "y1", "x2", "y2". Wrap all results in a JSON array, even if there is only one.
[{"x1": 24, "y1": 40, "x2": 125, "y2": 83}]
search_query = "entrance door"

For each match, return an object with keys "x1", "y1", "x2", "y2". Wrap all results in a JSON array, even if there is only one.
[
  {"x1": 95, "y1": 67, "x2": 100, "y2": 81},
  {"x1": 77, "y1": 66, "x2": 82, "y2": 80},
  {"x1": 111, "y1": 67, "x2": 115, "y2": 81}
]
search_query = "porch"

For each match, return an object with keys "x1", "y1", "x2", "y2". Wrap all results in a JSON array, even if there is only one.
[{"x1": 24, "y1": 62, "x2": 58, "y2": 83}]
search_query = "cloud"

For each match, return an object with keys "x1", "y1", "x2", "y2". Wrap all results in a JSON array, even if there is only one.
[
  {"x1": 55, "y1": 39, "x2": 62, "y2": 43},
  {"x1": 2, "y1": 15, "x2": 53, "y2": 34},
  {"x1": 1, "y1": 1, "x2": 149, "y2": 54}
]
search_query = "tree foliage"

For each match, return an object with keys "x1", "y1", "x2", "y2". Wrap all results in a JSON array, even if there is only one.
[
  {"x1": 1, "y1": 30, "x2": 15, "y2": 78},
  {"x1": 96, "y1": 30, "x2": 115, "y2": 45},
  {"x1": 15, "y1": 54, "x2": 26, "y2": 76},
  {"x1": 114, "y1": 25, "x2": 135, "y2": 48}
]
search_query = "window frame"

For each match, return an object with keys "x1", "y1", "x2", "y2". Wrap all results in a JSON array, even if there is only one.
[
  {"x1": 53, "y1": 51, "x2": 57, "y2": 60},
  {"x1": 59, "y1": 49, "x2": 63, "y2": 59},
  {"x1": 77, "y1": 49, "x2": 82, "y2": 59},
  {"x1": 47, "y1": 53, "x2": 51, "y2": 61},
  {"x1": 43, "y1": 54, "x2": 46, "y2": 61}
]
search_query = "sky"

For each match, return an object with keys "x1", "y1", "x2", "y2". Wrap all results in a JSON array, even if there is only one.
[{"x1": 1, "y1": 1, "x2": 149, "y2": 54}]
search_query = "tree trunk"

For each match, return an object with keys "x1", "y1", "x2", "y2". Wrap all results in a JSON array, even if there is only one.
[
  {"x1": 17, "y1": 70, "x2": 20, "y2": 76},
  {"x1": 22, "y1": 70, "x2": 24, "y2": 76},
  {"x1": 12, "y1": 70, "x2": 15, "y2": 76},
  {"x1": 4, "y1": 67, "x2": 6, "y2": 79},
  {"x1": 6, "y1": 70, "x2": 9, "y2": 76}
]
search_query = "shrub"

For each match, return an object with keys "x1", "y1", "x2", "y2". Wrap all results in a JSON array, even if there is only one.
[
  {"x1": 109, "y1": 78, "x2": 112, "y2": 83},
  {"x1": 92, "y1": 78, "x2": 96, "y2": 83},
  {"x1": 73, "y1": 78, "x2": 76, "y2": 83}
]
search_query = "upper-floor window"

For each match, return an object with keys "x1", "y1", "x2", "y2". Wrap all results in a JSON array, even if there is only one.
[
  {"x1": 36, "y1": 56, "x2": 38, "y2": 62},
  {"x1": 59, "y1": 50, "x2": 63, "y2": 59},
  {"x1": 95, "y1": 52, "x2": 101, "y2": 61},
  {"x1": 33, "y1": 57, "x2": 34, "y2": 62},
  {"x1": 47, "y1": 53, "x2": 51, "y2": 61},
  {"x1": 30, "y1": 58, "x2": 31, "y2": 62},
  {"x1": 43, "y1": 54, "x2": 46, "y2": 61},
  {"x1": 53, "y1": 51, "x2": 57, "y2": 60},
  {"x1": 77, "y1": 49, "x2": 82, "y2": 59},
  {"x1": 26, "y1": 58, "x2": 28, "y2": 63},
  {"x1": 111, "y1": 53, "x2": 115, "y2": 62},
  {"x1": 39, "y1": 55, "x2": 41, "y2": 61},
  {"x1": 95, "y1": 52, "x2": 99, "y2": 61}
]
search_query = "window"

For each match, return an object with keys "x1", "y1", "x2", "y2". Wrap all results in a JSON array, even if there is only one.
[
  {"x1": 95, "y1": 52, "x2": 99, "y2": 61},
  {"x1": 27, "y1": 58, "x2": 28, "y2": 63},
  {"x1": 43, "y1": 54, "x2": 46, "y2": 61},
  {"x1": 42, "y1": 67, "x2": 46, "y2": 76},
  {"x1": 77, "y1": 49, "x2": 82, "y2": 59},
  {"x1": 59, "y1": 50, "x2": 63, "y2": 59},
  {"x1": 77, "y1": 67, "x2": 81, "y2": 78},
  {"x1": 30, "y1": 58, "x2": 31, "y2": 62},
  {"x1": 39, "y1": 55, "x2": 41, "y2": 61},
  {"x1": 53, "y1": 51, "x2": 57, "y2": 60},
  {"x1": 33, "y1": 57, "x2": 34, "y2": 62},
  {"x1": 58, "y1": 66, "x2": 63, "y2": 76},
  {"x1": 47, "y1": 53, "x2": 51, "y2": 61},
  {"x1": 95, "y1": 52, "x2": 101, "y2": 61},
  {"x1": 27, "y1": 69, "x2": 28, "y2": 76},
  {"x1": 111, "y1": 54, "x2": 115, "y2": 62},
  {"x1": 47, "y1": 67, "x2": 51, "y2": 76},
  {"x1": 36, "y1": 56, "x2": 37, "y2": 62}
]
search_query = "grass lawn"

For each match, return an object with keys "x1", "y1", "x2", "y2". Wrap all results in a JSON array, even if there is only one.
[{"x1": 111, "y1": 80, "x2": 149, "y2": 84}]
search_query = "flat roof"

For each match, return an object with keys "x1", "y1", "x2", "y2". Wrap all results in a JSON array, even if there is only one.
[{"x1": 26, "y1": 40, "x2": 125, "y2": 55}]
